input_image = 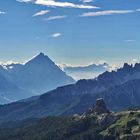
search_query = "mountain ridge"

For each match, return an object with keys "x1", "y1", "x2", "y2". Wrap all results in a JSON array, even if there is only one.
[{"x1": 0, "y1": 63, "x2": 140, "y2": 123}]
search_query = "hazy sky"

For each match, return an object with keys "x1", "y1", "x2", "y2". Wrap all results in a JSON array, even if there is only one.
[{"x1": 0, "y1": 0, "x2": 140, "y2": 66}]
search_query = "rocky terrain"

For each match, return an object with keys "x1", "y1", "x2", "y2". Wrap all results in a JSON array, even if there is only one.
[
  {"x1": 1, "y1": 63, "x2": 140, "y2": 123},
  {"x1": 0, "y1": 99, "x2": 139, "y2": 140}
]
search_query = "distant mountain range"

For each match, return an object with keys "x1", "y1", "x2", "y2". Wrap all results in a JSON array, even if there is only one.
[
  {"x1": 0, "y1": 53, "x2": 75, "y2": 104},
  {"x1": 0, "y1": 63, "x2": 140, "y2": 123},
  {"x1": 61, "y1": 63, "x2": 112, "y2": 80}
]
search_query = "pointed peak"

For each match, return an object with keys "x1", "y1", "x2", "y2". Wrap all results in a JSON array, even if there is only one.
[
  {"x1": 34, "y1": 52, "x2": 50, "y2": 61},
  {"x1": 25, "y1": 52, "x2": 53, "y2": 66},
  {"x1": 38, "y1": 52, "x2": 45, "y2": 56},
  {"x1": 36, "y1": 52, "x2": 46, "y2": 58},
  {"x1": 123, "y1": 63, "x2": 133, "y2": 70},
  {"x1": 123, "y1": 63, "x2": 129, "y2": 67}
]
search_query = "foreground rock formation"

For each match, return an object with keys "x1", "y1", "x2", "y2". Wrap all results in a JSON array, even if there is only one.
[
  {"x1": 0, "y1": 99, "x2": 140, "y2": 140},
  {"x1": 87, "y1": 98, "x2": 110, "y2": 115}
]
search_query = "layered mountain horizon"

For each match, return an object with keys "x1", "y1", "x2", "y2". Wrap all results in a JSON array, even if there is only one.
[
  {"x1": 0, "y1": 52, "x2": 115, "y2": 104},
  {"x1": 1, "y1": 0, "x2": 139, "y2": 139},
  {"x1": 3, "y1": 56, "x2": 113, "y2": 81},
  {"x1": 61, "y1": 62, "x2": 113, "y2": 80},
  {"x1": 0, "y1": 62, "x2": 140, "y2": 123},
  {"x1": 0, "y1": 53, "x2": 75, "y2": 104}
]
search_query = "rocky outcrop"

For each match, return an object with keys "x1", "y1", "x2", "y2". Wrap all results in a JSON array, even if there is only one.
[
  {"x1": 93, "y1": 98, "x2": 109, "y2": 115},
  {"x1": 73, "y1": 98, "x2": 118, "y2": 129},
  {"x1": 86, "y1": 98, "x2": 109, "y2": 115}
]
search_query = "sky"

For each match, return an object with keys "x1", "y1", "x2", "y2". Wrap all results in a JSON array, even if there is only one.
[{"x1": 0, "y1": 0, "x2": 140, "y2": 66}]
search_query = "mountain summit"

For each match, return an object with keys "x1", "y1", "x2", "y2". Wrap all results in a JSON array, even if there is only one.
[
  {"x1": 20, "y1": 53, "x2": 75, "y2": 93},
  {"x1": 0, "y1": 53, "x2": 75, "y2": 104},
  {"x1": 9, "y1": 52, "x2": 75, "y2": 94},
  {"x1": 27, "y1": 53, "x2": 52, "y2": 63}
]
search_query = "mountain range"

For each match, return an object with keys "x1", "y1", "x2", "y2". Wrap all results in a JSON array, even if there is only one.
[
  {"x1": 0, "y1": 53, "x2": 75, "y2": 104},
  {"x1": 61, "y1": 63, "x2": 112, "y2": 80},
  {"x1": 0, "y1": 63, "x2": 140, "y2": 123}
]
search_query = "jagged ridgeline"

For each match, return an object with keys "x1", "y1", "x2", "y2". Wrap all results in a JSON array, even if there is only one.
[
  {"x1": 0, "y1": 99, "x2": 139, "y2": 140},
  {"x1": 1, "y1": 63, "x2": 140, "y2": 123}
]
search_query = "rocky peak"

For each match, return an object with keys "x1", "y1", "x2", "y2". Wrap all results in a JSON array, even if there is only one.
[
  {"x1": 34, "y1": 53, "x2": 49, "y2": 60},
  {"x1": 123, "y1": 63, "x2": 133, "y2": 71},
  {"x1": 25, "y1": 52, "x2": 54, "y2": 67},
  {"x1": 93, "y1": 98, "x2": 109, "y2": 115},
  {"x1": 86, "y1": 98, "x2": 109, "y2": 116}
]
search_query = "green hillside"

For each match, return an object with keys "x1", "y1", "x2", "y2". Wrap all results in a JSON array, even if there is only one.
[{"x1": 0, "y1": 99, "x2": 140, "y2": 140}]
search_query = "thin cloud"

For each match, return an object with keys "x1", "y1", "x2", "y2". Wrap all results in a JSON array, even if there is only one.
[
  {"x1": 33, "y1": 10, "x2": 50, "y2": 17},
  {"x1": 81, "y1": 0, "x2": 93, "y2": 3},
  {"x1": 80, "y1": 10, "x2": 134, "y2": 17},
  {"x1": 124, "y1": 39, "x2": 136, "y2": 42},
  {"x1": 16, "y1": 0, "x2": 33, "y2": 3},
  {"x1": 136, "y1": 9, "x2": 140, "y2": 12},
  {"x1": 52, "y1": 33, "x2": 61, "y2": 38},
  {"x1": 133, "y1": 59, "x2": 138, "y2": 63},
  {"x1": 17, "y1": 0, "x2": 99, "y2": 9},
  {"x1": 35, "y1": 0, "x2": 98, "y2": 9},
  {"x1": 0, "y1": 11, "x2": 6, "y2": 15},
  {"x1": 46, "y1": 15, "x2": 67, "y2": 21}
]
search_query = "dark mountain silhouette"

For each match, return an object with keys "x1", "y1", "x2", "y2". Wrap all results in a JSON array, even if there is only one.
[{"x1": 0, "y1": 63, "x2": 140, "y2": 123}]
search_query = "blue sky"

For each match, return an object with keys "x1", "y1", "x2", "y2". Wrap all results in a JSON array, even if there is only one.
[{"x1": 0, "y1": 0, "x2": 140, "y2": 66}]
